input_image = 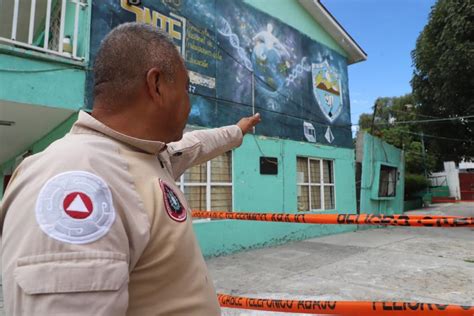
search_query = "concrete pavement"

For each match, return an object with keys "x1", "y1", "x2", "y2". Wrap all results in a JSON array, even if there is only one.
[
  {"x1": 207, "y1": 203, "x2": 474, "y2": 315},
  {"x1": 0, "y1": 203, "x2": 472, "y2": 315}
]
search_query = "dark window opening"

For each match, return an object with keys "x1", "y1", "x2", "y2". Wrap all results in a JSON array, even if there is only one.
[{"x1": 378, "y1": 165, "x2": 397, "y2": 197}]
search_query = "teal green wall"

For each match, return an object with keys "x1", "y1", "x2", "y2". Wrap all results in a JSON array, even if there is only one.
[
  {"x1": 430, "y1": 186, "x2": 450, "y2": 198},
  {"x1": 1, "y1": 1, "x2": 357, "y2": 257},
  {"x1": 0, "y1": 113, "x2": 78, "y2": 199},
  {"x1": 360, "y1": 133, "x2": 405, "y2": 215},
  {"x1": 245, "y1": 0, "x2": 348, "y2": 57},
  {"x1": 0, "y1": 53, "x2": 86, "y2": 110},
  {"x1": 402, "y1": 186, "x2": 449, "y2": 212},
  {"x1": 195, "y1": 134, "x2": 357, "y2": 258},
  {"x1": 2, "y1": 124, "x2": 358, "y2": 256}
]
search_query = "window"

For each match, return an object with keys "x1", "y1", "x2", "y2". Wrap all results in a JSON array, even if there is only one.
[
  {"x1": 296, "y1": 157, "x2": 335, "y2": 211},
  {"x1": 177, "y1": 152, "x2": 233, "y2": 217},
  {"x1": 378, "y1": 165, "x2": 397, "y2": 197}
]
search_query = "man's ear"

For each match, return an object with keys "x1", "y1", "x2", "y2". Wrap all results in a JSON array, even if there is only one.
[{"x1": 146, "y1": 67, "x2": 161, "y2": 102}]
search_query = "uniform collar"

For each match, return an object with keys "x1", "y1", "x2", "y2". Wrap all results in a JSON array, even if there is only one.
[{"x1": 71, "y1": 111, "x2": 167, "y2": 155}]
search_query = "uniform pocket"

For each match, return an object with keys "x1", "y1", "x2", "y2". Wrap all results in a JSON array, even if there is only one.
[{"x1": 14, "y1": 251, "x2": 128, "y2": 295}]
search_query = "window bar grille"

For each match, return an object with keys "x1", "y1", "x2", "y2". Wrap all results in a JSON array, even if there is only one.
[
  {"x1": 44, "y1": 0, "x2": 52, "y2": 49},
  {"x1": 206, "y1": 161, "x2": 211, "y2": 211},
  {"x1": 320, "y1": 159, "x2": 324, "y2": 210},
  {"x1": 72, "y1": 0, "x2": 81, "y2": 58},
  {"x1": 28, "y1": 0, "x2": 37, "y2": 44},
  {"x1": 58, "y1": 0, "x2": 67, "y2": 53},
  {"x1": 307, "y1": 158, "x2": 312, "y2": 210},
  {"x1": 11, "y1": 0, "x2": 20, "y2": 40}
]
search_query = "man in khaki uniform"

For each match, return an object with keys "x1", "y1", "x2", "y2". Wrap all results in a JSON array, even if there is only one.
[{"x1": 1, "y1": 23, "x2": 260, "y2": 315}]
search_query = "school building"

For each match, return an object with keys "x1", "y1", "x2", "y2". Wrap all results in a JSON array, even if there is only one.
[{"x1": 0, "y1": 0, "x2": 404, "y2": 257}]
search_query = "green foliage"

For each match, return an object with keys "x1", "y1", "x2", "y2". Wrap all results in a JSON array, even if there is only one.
[
  {"x1": 357, "y1": 0, "x2": 473, "y2": 176},
  {"x1": 358, "y1": 113, "x2": 373, "y2": 130},
  {"x1": 358, "y1": 94, "x2": 417, "y2": 135},
  {"x1": 404, "y1": 173, "x2": 430, "y2": 198},
  {"x1": 405, "y1": 142, "x2": 436, "y2": 174},
  {"x1": 357, "y1": 94, "x2": 436, "y2": 175},
  {"x1": 411, "y1": 0, "x2": 474, "y2": 163}
]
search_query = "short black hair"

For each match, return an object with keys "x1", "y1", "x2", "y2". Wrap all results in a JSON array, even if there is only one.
[{"x1": 93, "y1": 22, "x2": 182, "y2": 105}]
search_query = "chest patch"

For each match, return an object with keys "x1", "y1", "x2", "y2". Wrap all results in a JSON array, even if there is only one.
[
  {"x1": 159, "y1": 179, "x2": 187, "y2": 222},
  {"x1": 35, "y1": 171, "x2": 116, "y2": 244}
]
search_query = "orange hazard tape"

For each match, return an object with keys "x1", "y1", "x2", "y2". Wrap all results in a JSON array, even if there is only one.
[
  {"x1": 217, "y1": 294, "x2": 474, "y2": 315},
  {"x1": 191, "y1": 211, "x2": 474, "y2": 227}
]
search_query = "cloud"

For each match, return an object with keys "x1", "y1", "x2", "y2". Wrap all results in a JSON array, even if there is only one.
[
  {"x1": 351, "y1": 125, "x2": 359, "y2": 137},
  {"x1": 351, "y1": 99, "x2": 369, "y2": 105}
]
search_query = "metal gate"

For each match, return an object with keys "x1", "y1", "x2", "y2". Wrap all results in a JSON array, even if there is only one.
[{"x1": 459, "y1": 172, "x2": 474, "y2": 200}]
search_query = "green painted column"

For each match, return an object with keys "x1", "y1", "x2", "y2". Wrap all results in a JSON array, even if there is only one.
[{"x1": 360, "y1": 133, "x2": 405, "y2": 215}]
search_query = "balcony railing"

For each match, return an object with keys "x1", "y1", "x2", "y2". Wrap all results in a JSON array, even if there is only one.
[{"x1": 0, "y1": 0, "x2": 88, "y2": 61}]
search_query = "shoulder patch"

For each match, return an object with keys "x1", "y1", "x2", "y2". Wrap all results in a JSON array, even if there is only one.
[
  {"x1": 159, "y1": 179, "x2": 187, "y2": 222},
  {"x1": 35, "y1": 171, "x2": 116, "y2": 244}
]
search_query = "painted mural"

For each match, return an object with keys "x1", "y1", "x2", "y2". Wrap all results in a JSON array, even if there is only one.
[{"x1": 87, "y1": 0, "x2": 353, "y2": 147}]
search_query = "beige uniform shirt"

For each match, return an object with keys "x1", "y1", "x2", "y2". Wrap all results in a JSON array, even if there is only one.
[{"x1": 1, "y1": 111, "x2": 243, "y2": 315}]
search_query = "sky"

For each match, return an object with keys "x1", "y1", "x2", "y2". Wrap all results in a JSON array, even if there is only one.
[{"x1": 321, "y1": 0, "x2": 437, "y2": 131}]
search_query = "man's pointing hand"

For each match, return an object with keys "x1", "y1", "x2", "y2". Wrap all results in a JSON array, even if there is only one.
[{"x1": 237, "y1": 113, "x2": 261, "y2": 135}]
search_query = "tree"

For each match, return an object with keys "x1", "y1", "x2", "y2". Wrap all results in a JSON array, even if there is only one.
[
  {"x1": 358, "y1": 113, "x2": 373, "y2": 131},
  {"x1": 357, "y1": 94, "x2": 436, "y2": 175},
  {"x1": 411, "y1": 0, "x2": 474, "y2": 163}
]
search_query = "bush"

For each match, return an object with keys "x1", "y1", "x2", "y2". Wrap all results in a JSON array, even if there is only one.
[{"x1": 404, "y1": 173, "x2": 430, "y2": 198}]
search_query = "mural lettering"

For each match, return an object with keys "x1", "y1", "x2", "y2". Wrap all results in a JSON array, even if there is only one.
[{"x1": 120, "y1": 0, "x2": 186, "y2": 56}]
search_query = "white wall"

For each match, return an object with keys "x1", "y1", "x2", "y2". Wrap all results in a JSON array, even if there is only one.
[
  {"x1": 444, "y1": 162, "x2": 460, "y2": 199},
  {"x1": 429, "y1": 171, "x2": 447, "y2": 186},
  {"x1": 459, "y1": 160, "x2": 474, "y2": 171}
]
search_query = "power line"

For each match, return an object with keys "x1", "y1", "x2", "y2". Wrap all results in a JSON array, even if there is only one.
[
  {"x1": 190, "y1": 91, "x2": 352, "y2": 131},
  {"x1": 354, "y1": 115, "x2": 474, "y2": 126},
  {"x1": 356, "y1": 107, "x2": 442, "y2": 119},
  {"x1": 387, "y1": 108, "x2": 442, "y2": 119},
  {"x1": 405, "y1": 150, "x2": 441, "y2": 159},
  {"x1": 173, "y1": 9, "x2": 355, "y2": 130},
  {"x1": 399, "y1": 130, "x2": 473, "y2": 143},
  {"x1": 389, "y1": 108, "x2": 474, "y2": 120},
  {"x1": 171, "y1": 7, "x2": 473, "y2": 134}
]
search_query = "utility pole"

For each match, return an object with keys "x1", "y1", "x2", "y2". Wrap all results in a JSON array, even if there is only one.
[
  {"x1": 370, "y1": 101, "x2": 378, "y2": 135},
  {"x1": 420, "y1": 131, "x2": 431, "y2": 194},
  {"x1": 420, "y1": 131, "x2": 427, "y2": 178},
  {"x1": 251, "y1": 71, "x2": 256, "y2": 134}
]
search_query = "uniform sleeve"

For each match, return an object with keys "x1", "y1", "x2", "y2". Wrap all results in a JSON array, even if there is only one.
[
  {"x1": 1, "y1": 168, "x2": 144, "y2": 316},
  {"x1": 167, "y1": 125, "x2": 243, "y2": 179},
  {"x1": 0, "y1": 163, "x2": 22, "y2": 231}
]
